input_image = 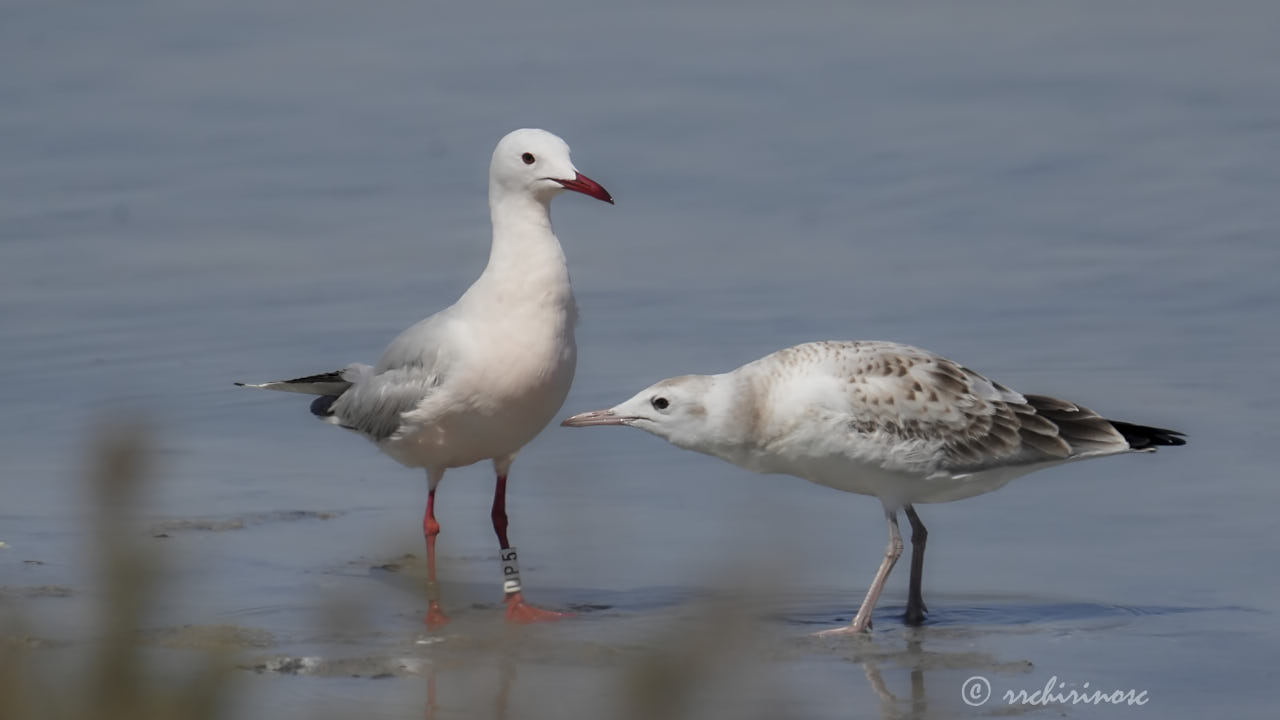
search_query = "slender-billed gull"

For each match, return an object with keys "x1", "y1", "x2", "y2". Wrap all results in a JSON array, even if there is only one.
[
  {"x1": 562, "y1": 340, "x2": 1185, "y2": 633},
  {"x1": 239, "y1": 128, "x2": 613, "y2": 627}
]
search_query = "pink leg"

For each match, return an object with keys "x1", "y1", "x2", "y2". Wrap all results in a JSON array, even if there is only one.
[
  {"x1": 423, "y1": 487, "x2": 450, "y2": 629},
  {"x1": 818, "y1": 510, "x2": 902, "y2": 636},
  {"x1": 491, "y1": 474, "x2": 568, "y2": 623}
]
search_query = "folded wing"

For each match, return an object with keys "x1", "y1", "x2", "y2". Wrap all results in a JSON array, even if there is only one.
[{"x1": 825, "y1": 342, "x2": 1183, "y2": 477}]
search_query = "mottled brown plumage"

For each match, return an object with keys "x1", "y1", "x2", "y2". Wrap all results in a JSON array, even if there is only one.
[{"x1": 562, "y1": 339, "x2": 1184, "y2": 634}]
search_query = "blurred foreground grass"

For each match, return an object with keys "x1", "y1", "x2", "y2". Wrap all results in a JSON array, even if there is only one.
[
  {"x1": 1, "y1": 423, "x2": 234, "y2": 720},
  {"x1": 0, "y1": 422, "x2": 799, "y2": 720}
]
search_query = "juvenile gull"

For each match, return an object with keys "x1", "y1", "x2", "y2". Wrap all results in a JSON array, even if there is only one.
[
  {"x1": 238, "y1": 128, "x2": 613, "y2": 627},
  {"x1": 562, "y1": 340, "x2": 1185, "y2": 633}
]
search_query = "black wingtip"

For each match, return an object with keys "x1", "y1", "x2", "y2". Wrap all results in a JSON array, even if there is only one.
[
  {"x1": 286, "y1": 371, "x2": 345, "y2": 385},
  {"x1": 310, "y1": 395, "x2": 339, "y2": 418},
  {"x1": 1108, "y1": 420, "x2": 1187, "y2": 449},
  {"x1": 233, "y1": 382, "x2": 246, "y2": 387}
]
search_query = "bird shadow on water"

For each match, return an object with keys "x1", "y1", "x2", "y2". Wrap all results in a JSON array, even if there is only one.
[{"x1": 777, "y1": 591, "x2": 1248, "y2": 633}]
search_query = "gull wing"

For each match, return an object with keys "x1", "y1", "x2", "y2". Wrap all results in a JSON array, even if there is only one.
[{"x1": 798, "y1": 342, "x2": 1163, "y2": 476}]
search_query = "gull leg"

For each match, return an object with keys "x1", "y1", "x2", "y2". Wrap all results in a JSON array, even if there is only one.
[
  {"x1": 851, "y1": 510, "x2": 903, "y2": 632},
  {"x1": 423, "y1": 469, "x2": 449, "y2": 629},
  {"x1": 819, "y1": 509, "x2": 902, "y2": 636},
  {"x1": 903, "y1": 504, "x2": 928, "y2": 626},
  {"x1": 490, "y1": 465, "x2": 568, "y2": 623}
]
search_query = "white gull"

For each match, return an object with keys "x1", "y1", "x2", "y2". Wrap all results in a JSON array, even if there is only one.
[
  {"x1": 239, "y1": 128, "x2": 613, "y2": 627},
  {"x1": 562, "y1": 340, "x2": 1185, "y2": 633}
]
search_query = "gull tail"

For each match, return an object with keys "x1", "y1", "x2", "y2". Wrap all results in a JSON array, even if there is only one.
[
  {"x1": 235, "y1": 371, "x2": 352, "y2": 396},
  {"x1": 1106, "y1": 420, "x2": 1187, "y2": 450},
  {"x1": 236, "y1": 364, "x2": 372, "y2": 425}
]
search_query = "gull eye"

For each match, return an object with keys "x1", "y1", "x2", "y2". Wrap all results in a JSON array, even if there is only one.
[
  {"x1": 651, "y1": 397, "x2": 669, "y2": 411},
  {"x1": 521, "y1": 152, "x2": 535, "y2": 165}
]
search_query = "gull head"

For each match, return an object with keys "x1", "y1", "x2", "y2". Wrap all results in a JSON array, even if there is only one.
[
  {"x1": 561, "y1": 375, "x2": 720, "y2": 450},
  {"x1": 490, "y1": 128, "x2": 613, "y2": 205}
]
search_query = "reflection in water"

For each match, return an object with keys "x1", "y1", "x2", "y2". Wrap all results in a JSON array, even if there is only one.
[
  {"x1": 373, "y1": 557, "x2": 1226, "y2": 718},
  {"x1": 843, "y1": 631, "x2": 1037, "y2": 720},
  {"x1": 857, "y1": 634, "x2": 977, "y2": 720},
  {"x1": 863, "y1": 658, "x2": 926, "y2": 720},
  {"x1": 494, "y1": 655, "x2": 516, "y2": 720},
  {"x1": 421, "y1": 653, "x2": 517, "y2": 720},
  {"x1": 403, "y1": 591, "x2": 1054, "y2": 720}
]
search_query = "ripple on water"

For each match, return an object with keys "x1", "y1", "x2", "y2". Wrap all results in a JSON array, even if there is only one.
[
  {"x1": 148, "y1": 509, "x2": 343, "y2": 536},
  {"x1": 771, "y1": 589, "x2": 1246, "y2": 632}
]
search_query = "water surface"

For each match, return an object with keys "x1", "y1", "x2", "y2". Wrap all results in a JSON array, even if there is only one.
[{"x1": 3, "y1": 1, "x2": 1278, "y2": 717}]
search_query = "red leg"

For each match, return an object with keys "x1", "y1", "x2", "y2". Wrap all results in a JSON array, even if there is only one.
[
  {"x1": 490, "y1": 475, "x2": 510, "y2": 548},
  {"x1": 490, "y1": 474, "x2": 569, "y2": 623},
  {"x1": 425, "y1": 663, "x2": 438, "y2": 720},
  {"x1": 423, "y1": 488, "x2": 449, "y2": 629}
]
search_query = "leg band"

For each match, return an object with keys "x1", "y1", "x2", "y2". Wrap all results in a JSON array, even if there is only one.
[{"x1": 500, "y1": 546, "x2": 522, "y2": 595}]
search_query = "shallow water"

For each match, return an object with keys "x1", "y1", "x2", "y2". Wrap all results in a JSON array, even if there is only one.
[{"x1": 3, "y1": 1, "x2": 1279, "y2": 717}]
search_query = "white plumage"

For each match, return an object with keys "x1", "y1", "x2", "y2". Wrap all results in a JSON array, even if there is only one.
[{"x1": 239, "y1": 128, "x2": 613, "y2": 626}]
